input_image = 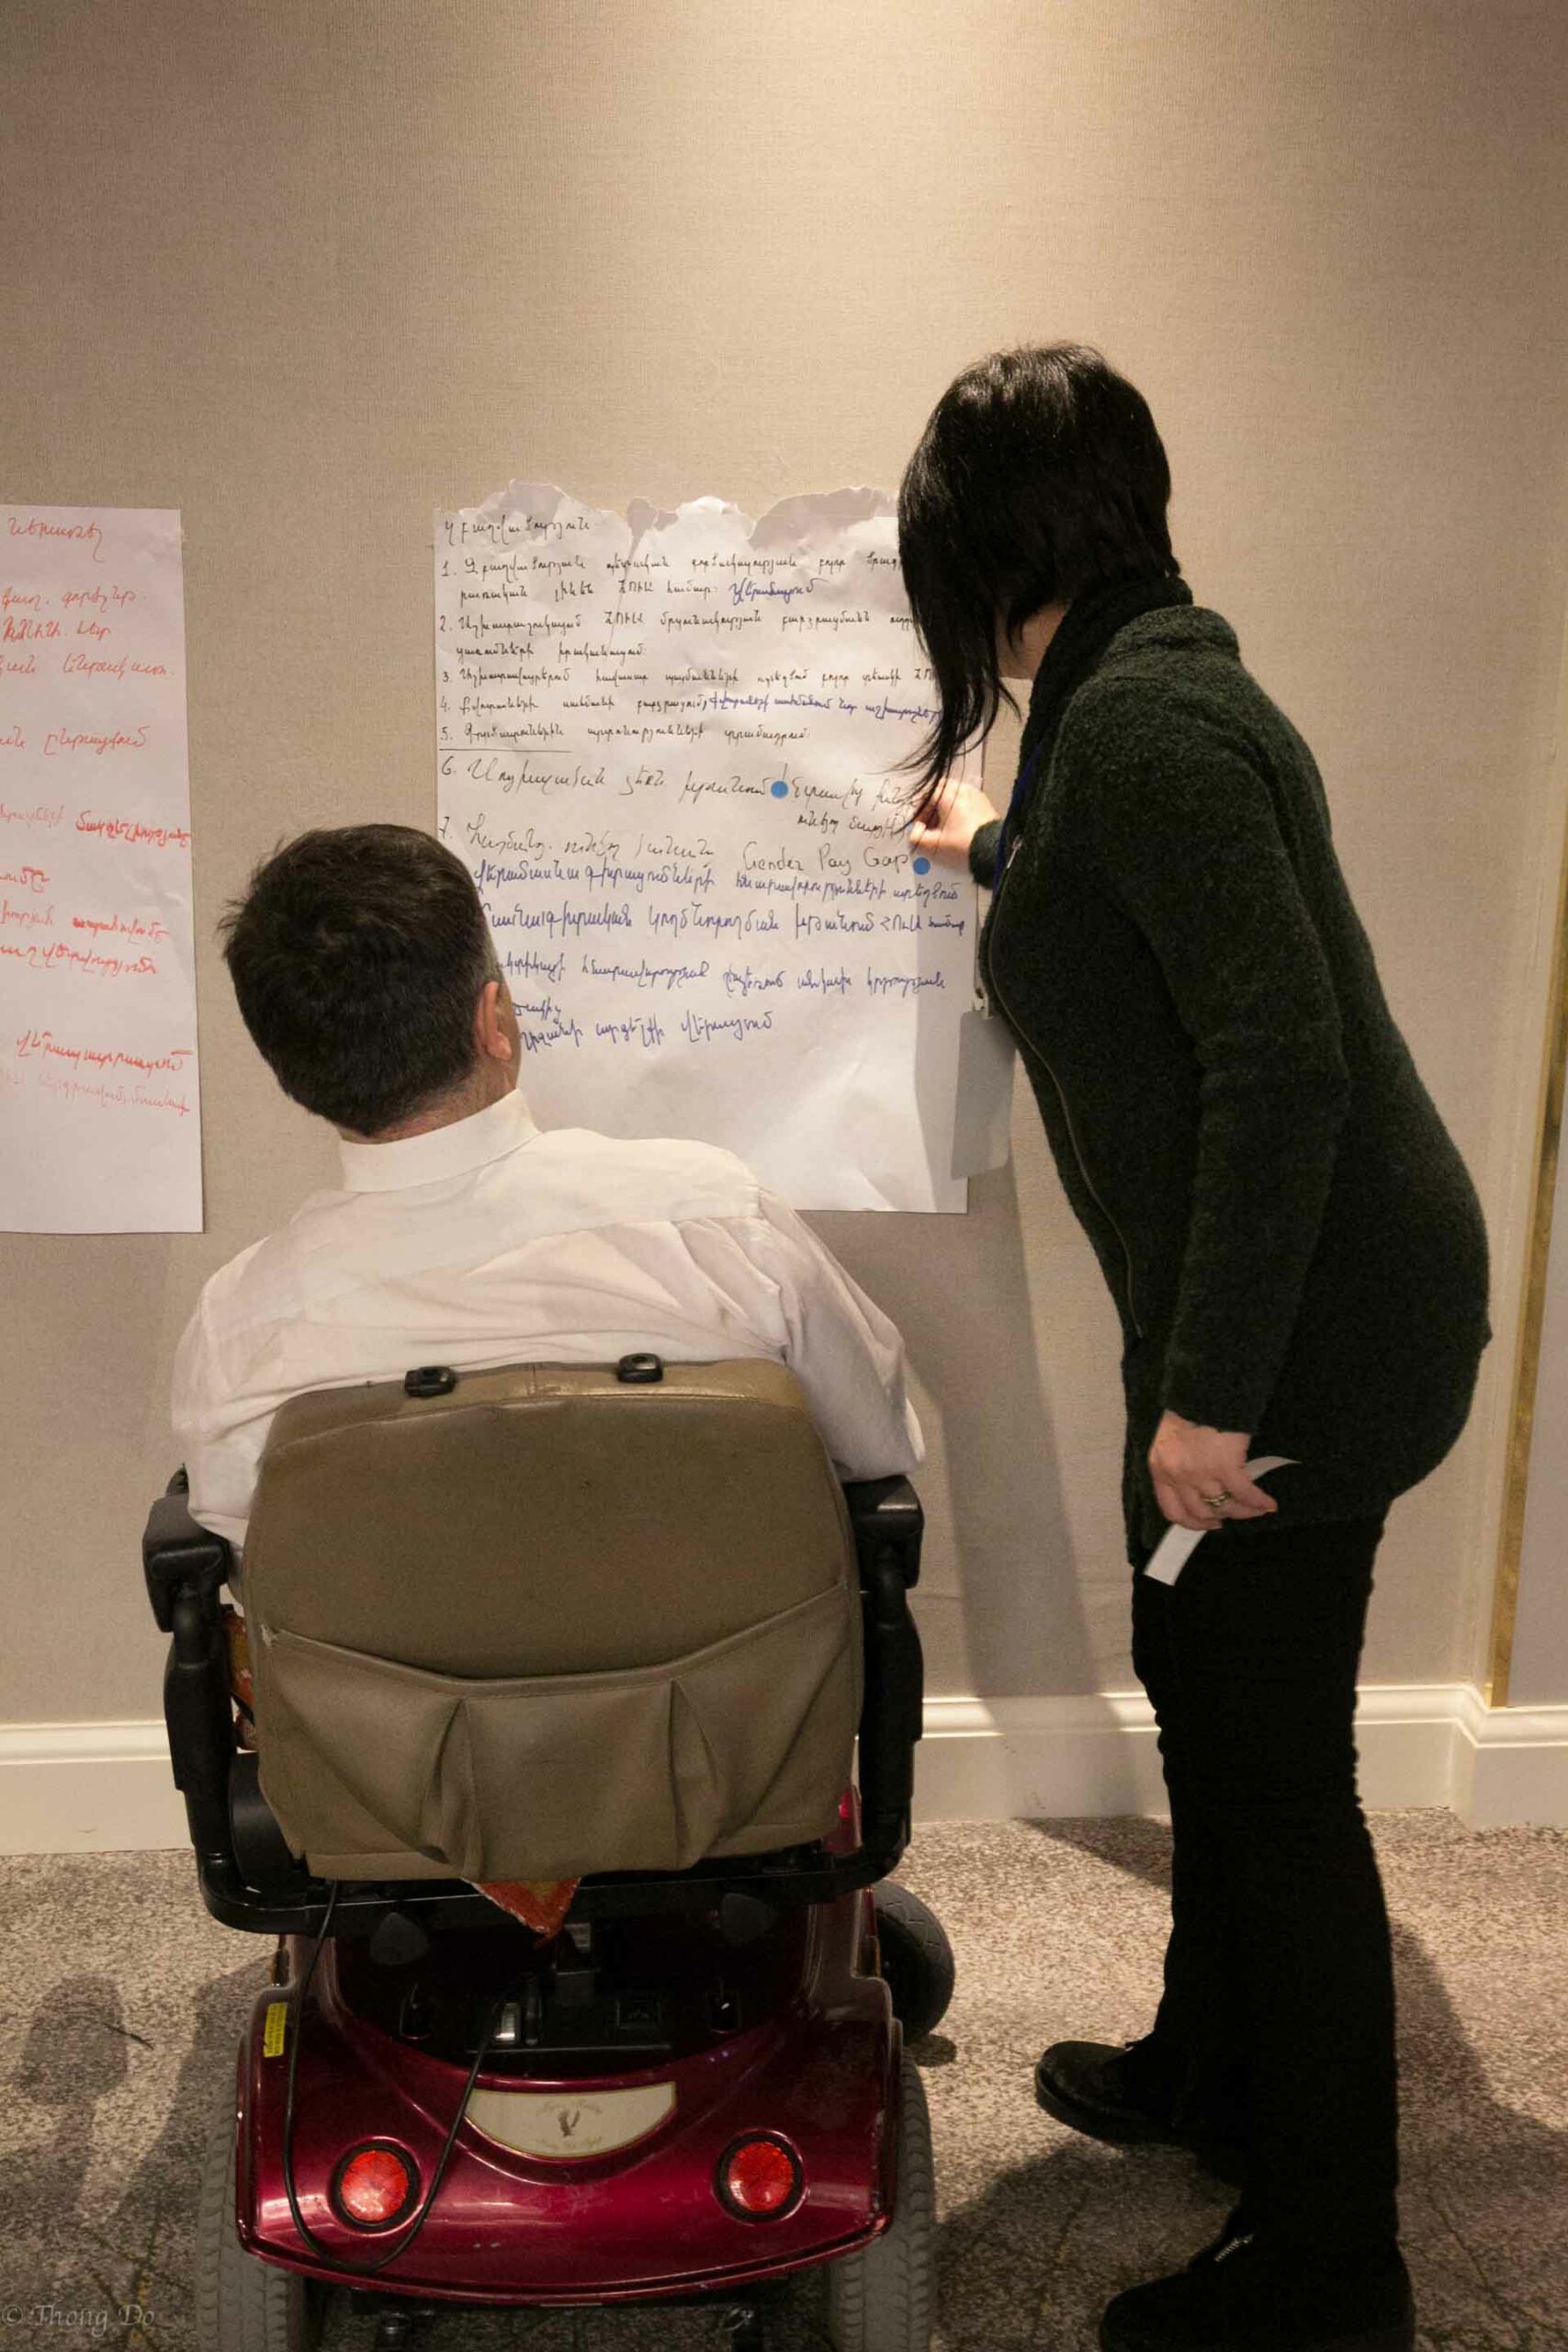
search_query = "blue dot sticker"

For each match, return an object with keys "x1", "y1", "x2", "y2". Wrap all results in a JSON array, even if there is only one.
[
  {"x1": 770, "y1": 778, "x2": 790, "y2": 797},
  {"x1": 912, "y1": 855, "x2": 931, "y2": 875}
]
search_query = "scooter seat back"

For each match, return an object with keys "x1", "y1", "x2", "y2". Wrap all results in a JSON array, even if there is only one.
[{"x1": 241, "y1": 1360, "x2": 863, "y2": 1883}]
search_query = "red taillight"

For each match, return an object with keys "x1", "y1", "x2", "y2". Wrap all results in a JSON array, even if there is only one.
[
  {"x1": 716, "y1": 2133, "x2": 803, "y2": 2219},
  {"x1": 331, "y1": 2143, "x2": 419, "y2": 2229}
]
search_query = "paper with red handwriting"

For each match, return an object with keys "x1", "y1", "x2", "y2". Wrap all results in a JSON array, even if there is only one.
[
  {"x1": 0, "y1": 506, "x2": 201, "y2": 1231},
  {"x1": 434, "y1": 483, "x2": 985, "y2": 1211}
]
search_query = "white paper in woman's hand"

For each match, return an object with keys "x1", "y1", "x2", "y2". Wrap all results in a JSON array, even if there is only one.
[{"x1": 1142, "y1": 1457, "x2": 1298, "y2": 1584}]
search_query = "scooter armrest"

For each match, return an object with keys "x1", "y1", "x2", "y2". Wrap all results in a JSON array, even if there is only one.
[
  {"x1": 142, "y1": 1471, "x2": 232, "y2": 1633},
  {"x1": 841, "y1": 1476, "x2": 924, "y2": 1589},
  {"x1": 843, "y1": 1478, "x2": 924, "y2": 1865}
]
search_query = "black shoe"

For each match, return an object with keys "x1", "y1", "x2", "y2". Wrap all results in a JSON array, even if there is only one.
[
  {"x1": 1100, "y1": 2219, "x2": 1416, "y2": 2351},
  {"x1": 1034, "y1": 2040, "x2": 1249, "y2": 2184}
]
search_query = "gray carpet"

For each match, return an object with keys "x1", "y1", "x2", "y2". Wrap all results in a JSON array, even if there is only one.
[{"x1": 2, "y1": 1815, "x2": 1564, "y2": 2349}]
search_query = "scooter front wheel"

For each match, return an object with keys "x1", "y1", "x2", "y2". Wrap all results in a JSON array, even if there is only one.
[
  {"x1": 873, "y1": 1883, "x2": 955, "y2": 2044},
  {"x1": 196, "y1": 2063, "x2": 329, "y2": 2352}
]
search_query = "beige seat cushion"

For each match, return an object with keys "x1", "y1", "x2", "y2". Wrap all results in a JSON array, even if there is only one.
[{"x1": 243, "y1": 1361, "x2": 862, "y2": 1883}]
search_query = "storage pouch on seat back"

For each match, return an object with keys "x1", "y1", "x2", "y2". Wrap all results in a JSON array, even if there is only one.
[
  {"x1": 254, "y1": 1582, "x2": 855, "y2": 1881},
  {"x1": 242, "y1": 1360, "x2": 863, "y2": 1883}
]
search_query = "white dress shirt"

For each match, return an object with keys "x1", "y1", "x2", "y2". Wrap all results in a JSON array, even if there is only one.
[{"x1": 172, "y1": 1086, "x2": 923, "y2": 1550}]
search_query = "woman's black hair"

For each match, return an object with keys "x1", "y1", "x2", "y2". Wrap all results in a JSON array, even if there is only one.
[
  {"x1": 220, "y1": 823, "x2": 501, "y2": 1135},
  {"x1": 897, "y1": 344, "x2": 1181, "y2": 797}
]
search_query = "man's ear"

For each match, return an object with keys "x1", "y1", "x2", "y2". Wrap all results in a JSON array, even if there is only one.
[{"x1": 474, "y1": 977, "x2": 514, "y2": 1064}]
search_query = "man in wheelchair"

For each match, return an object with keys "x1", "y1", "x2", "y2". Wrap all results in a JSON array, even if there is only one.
[
  {"x1": 146, "y1": 823, "x2": 950, "y2": 2349},
  {"x1": 175, "y1": 823, "x2": 923, "y2": 1555}
]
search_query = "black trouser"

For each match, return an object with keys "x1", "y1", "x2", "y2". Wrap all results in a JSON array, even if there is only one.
[{"x1": 1128, "y1": 1510, "x2": 1398, "y2": 2255}]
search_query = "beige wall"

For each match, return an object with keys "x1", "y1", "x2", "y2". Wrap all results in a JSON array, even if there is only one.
[{"x1": 6, "y1": 0, "x2": 1567, "y2": 1728}]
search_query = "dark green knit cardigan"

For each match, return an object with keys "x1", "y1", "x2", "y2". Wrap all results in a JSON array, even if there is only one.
[{"x1": 975, "y1": 580, "x2": 1493, "y2": 1561}]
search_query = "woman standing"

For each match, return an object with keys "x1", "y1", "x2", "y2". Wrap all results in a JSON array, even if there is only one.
[{"x1": 899, "y1": 345, "x2": 1491, "y2": 2352}]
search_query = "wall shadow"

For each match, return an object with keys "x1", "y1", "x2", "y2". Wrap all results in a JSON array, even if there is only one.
[{"x1": 812, "y1": 1144, "x2": 1099, "y2": 1702}]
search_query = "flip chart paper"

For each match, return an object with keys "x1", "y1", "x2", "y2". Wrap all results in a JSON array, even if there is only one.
[
  {"x1": 434, "y1": 483, "x2": 977, "y2": 1211},
  {"x1": 0, "y1": 506, "x2": 201, "y2": 1233}
]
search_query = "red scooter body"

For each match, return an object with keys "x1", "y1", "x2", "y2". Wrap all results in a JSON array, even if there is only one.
[{"x1": 235, "y1": 1855, "x2": 899, "y2": 2306}]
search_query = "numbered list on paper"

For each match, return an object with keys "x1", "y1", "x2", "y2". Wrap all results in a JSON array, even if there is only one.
[{"x1": 434, "y1": 485, "x2": 974, "y2": 1211}]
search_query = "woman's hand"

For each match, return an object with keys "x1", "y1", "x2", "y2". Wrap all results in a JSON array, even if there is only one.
[
  {"x1": 1149, "y1": 1409, "x2": 1280, "y2": 1532},
  {"x1": 907, "y1": 776, "x2": 1002, "y2": 871}
]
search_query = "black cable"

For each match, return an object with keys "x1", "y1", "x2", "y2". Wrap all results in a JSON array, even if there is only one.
[{"x1": 277, "y1": 1883, "x2": 518, "y2": 2279}]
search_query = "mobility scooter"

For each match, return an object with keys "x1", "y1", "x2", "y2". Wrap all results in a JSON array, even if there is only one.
[{"x1": 144, "y1": 1356, "x2": 954, "y2": 2349}]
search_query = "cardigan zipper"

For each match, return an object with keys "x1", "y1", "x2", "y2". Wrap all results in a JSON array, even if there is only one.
[{"x1": 987, "y1": 842, "x2": 1145, "y2": 1340}]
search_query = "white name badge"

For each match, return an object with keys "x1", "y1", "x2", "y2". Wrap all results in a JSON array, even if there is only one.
[{"x1": 950, "y1": 1010, "x2": 1017, "y2": 1178}]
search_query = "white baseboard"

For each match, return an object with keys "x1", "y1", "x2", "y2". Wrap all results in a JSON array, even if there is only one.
[
  {"x1": 915, "y1": 1685, "x2": 1568, "y2": 1829},
  {"x1": 0, "y1": 1720, "x2": 190, "y2": 1856},
  {"x1": 1, "y1": 1685, "x2": 1565, "y2": 1857},
  {"x1": 1447, "y1": 1687, "x2": 1568, "y2": 1826}
]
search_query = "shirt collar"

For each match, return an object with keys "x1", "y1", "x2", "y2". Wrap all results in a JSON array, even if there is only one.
[{"x1": 337, "y1": 1086, "x2": 539, "y2": 1193}]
